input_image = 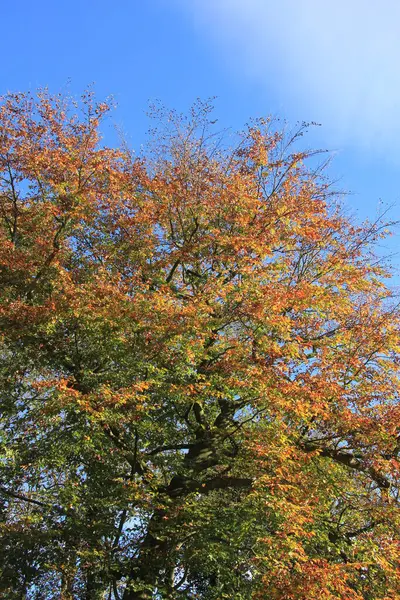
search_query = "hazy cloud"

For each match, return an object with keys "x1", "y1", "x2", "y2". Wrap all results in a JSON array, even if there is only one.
[{"x1": 177, "y1": 0, "x2": 400, "y2": 151}]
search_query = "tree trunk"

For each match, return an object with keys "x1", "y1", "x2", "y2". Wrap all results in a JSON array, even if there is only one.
[
  {"x1": 122, "y1": 407, "x2": 246, "y2": 598},
  {"x1": 122, "y1": 503, "x2": 173, "y2": 600}
]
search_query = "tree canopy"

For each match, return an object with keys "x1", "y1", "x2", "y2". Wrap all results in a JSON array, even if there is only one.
[{"x1": 0, "y1": 90, "x2": 399, "y2": 599}]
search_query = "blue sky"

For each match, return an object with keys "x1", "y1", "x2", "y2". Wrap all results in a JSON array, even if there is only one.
[{"x1": 1, "y1": 0, "x2": 399, "y2": 278}]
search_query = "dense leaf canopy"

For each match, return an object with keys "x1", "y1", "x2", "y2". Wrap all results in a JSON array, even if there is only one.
[{"x1": 0, "y1": 91, "x2": 399, "y2": 599}]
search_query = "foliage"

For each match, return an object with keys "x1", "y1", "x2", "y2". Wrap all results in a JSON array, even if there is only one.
[{"x1": 0, "y1": 90, "x2": 399, "y2": 599}]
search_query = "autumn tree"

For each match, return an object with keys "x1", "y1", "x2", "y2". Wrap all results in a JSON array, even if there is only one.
[{"x1": 0, "y1": 90, "x2": 399, "y2": 600}]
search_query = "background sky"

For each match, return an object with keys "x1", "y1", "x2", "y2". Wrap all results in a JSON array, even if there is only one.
[{"x1": 1, "y1": 0, "x2": 399, "y2": 280}]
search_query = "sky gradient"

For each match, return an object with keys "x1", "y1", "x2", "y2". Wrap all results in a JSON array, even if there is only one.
[
  {"x1": 1, "y1": 0, "x2": 399, "y2": 280},
  {"x1": 178, "y1": 0, "x2": 400, "y2": 152}
]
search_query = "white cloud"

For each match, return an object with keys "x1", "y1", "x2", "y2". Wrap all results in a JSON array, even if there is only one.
[{"x1": 177, "y1": 0, "x2": 400, "y2": 151}]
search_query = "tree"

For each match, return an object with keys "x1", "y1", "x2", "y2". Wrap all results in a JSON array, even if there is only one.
[{"x1": 0, "y1": 90, "x2": 399, "y2": 600}]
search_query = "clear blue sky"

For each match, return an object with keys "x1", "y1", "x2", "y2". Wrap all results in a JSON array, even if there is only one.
[{"x1": 1, "y1": 0, "x2": 399, "y2": 280}]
